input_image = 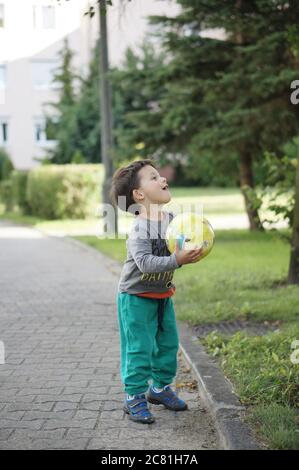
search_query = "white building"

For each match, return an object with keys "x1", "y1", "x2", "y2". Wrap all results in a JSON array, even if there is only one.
[
  {"x1": 0, "y1": 0, "x2": 182, "y2": 170},
  {"x1": 0, "y1": 0, "x2": 93, "y2": 169}
]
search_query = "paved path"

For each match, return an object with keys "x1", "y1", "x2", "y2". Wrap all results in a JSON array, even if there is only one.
[{"x1": 0, "y1": 220, "x2": 219, "y2": 450}]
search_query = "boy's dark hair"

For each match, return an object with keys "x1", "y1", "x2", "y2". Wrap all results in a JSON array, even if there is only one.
[{"x1": 109, "y1": 159, "x2": 157, "y2": 214}]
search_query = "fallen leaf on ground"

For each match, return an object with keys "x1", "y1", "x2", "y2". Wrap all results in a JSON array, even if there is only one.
[{"x1": 176, "y1": 381, "x2": 198, "y2": 390}]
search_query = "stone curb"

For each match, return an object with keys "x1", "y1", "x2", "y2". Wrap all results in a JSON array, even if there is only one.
[{"x1": 178, "y1": 321, "x2": 263, "y2": 450}]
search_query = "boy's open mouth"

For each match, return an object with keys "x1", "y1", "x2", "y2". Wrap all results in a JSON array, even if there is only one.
[{"x1": 162, "y1": 185, "x2": 169, "y2": 191}]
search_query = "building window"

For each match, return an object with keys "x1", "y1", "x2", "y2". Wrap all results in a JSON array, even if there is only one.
[
  {"x1": 0, "y1": 120, "x2": 8, "y2": 144},
  {"x1": 0, "y1": 4, "x2": 4, "y2": 28},
  {"x1": 34, "y1": 117, "x2": 58, "y2": 144},
  {"x1": 0, "y1": 65, "x2": 6, "y2": 87},
  {"x1": 31, "y1": 60, "x2": 58, "y2": 89},
  {"x1": 0, "y1": 66, "x2": 5, "y2": 105},
  {"x1": 32, "y1": 5, "x2": 37, "y2": 28},
  {"x1": 34, "y1": 121, "x2": 44, "y2": 142},
  {"x1": 42, "y1": 6, "x2": 55, "y2": 29},
  {"x1": 33, "y1": 5, "x2": 56, "y2": 30}
]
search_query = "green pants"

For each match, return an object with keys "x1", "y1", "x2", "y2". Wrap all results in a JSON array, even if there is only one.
[{"x1": 117, "y1": 292, "x2": 179, "y2": 395}]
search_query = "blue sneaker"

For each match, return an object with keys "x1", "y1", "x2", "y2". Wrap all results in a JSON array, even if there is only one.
[
  {"x1": 146, "y1": 385, "x2": 188, "y2": 411},
  {"x1": 123, "y1": 393, "x2": 155, "y2": 424}
]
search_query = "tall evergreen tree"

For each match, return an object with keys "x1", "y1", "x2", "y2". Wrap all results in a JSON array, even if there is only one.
[
  {"x1": 44, "y1": 39, "x2": 102, "y2": 164},
  {"x1": 149, "y1": 0, "x2": 299, "y2": 229},
  {"x1": 44, "y1": 38, "x2": 79, "y2": 163},
  {"x1": 71, "y1": 40, "x2": 102, "y2": 163},
  {"x1": 111, "y1": 40, "x2": 237, "y2": 186},
  {"x1": 110, "y1": 41, "x2": 176, "y2": 167}
]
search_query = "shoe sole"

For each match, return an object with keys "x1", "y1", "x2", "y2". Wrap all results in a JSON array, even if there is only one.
[
  {"x1": 123, "y1": 406, "x2": 155, "y2": 424},
  {"x1": 147, "y1": 396, "x2": 188, "y2": 411}
]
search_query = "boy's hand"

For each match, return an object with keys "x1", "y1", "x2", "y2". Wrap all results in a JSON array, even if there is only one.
[{"x1": 174, "y1": 239, "x2": 203, "y2": 266}]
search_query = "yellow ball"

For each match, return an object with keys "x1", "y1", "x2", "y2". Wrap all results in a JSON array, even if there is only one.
[{"x1": 166, "y1": 212, "x2": 215, "y2": 260}]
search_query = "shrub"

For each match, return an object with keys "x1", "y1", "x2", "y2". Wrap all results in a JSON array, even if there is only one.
[
  {"x1": 71, "y1": 150, "x2": 85, "y2": 164},
  {"x1": 0, "y1": 179, "x2": 14, "y2": 212},
  {"x1": 0, "y1": 148, "x2": 14, "y2": 181},
  {"x1": 10, "y1": 170, "x2": 30, "y2": 214},
  {"x1": 26, "y1": 164, "x2": 104, "y2": 219},
  {"x1": 247, "y1": 137, "x2": 299, "y2": 233}
]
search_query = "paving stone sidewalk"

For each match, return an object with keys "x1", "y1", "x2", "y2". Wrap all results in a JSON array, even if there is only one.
[{"x1": 0, "y1": 220, "x2": 219, "y2": 450}]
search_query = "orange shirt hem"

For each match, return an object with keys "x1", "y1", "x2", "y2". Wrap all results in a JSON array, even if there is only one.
[{"x1": 135, "y1": 286, "x2": 176, "y2": 299}]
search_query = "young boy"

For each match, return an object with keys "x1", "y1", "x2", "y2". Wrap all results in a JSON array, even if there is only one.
[{"x1": 110, "y1": 159, "x2": 203, "y2": 424}]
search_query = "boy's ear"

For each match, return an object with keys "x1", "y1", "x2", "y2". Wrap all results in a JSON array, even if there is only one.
[{"x1": 132, "y1": 188, "x2": 144, "y2": 201}]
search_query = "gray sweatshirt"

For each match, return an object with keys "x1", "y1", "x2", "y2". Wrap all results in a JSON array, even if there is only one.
[{"x1": 118, "y1": 210, "x2": 181, "y2": 294}]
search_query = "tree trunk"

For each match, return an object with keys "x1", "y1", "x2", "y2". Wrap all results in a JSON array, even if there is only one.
[
  {"x1": 239, "y1": 148, "x2": 264, "y2": 231},
  {"x1": 288, "y1": 153, "x2": 299, "y2": 284},
  {"x1": 234, "y1": 0, "x2": 263, "y2": 231},
  {"x1": 98, "y1": 0, "x2": 118, "y2": 236}
]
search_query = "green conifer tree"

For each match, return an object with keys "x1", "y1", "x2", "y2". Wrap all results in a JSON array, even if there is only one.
[
  {"x1": 149, "y1": 0, "x2": 299, "y2": 229},
  {"x1": 44, "y1": 38, "x2": 79, "y2": 163}
]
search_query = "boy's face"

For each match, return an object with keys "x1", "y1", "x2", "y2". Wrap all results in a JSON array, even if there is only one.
[{"x1": 132, "y1": 165, "x2": 171, "y2": 206}]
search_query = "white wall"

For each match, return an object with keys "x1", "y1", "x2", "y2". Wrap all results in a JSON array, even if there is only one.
[
  {"x1": 0, "y1": 0, "x2": 92, "y2": 169},
  {"x1": 0, "y1": 0, "x2": 206, "y2": 170}
]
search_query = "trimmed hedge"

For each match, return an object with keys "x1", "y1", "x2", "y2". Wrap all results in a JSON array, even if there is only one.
[
  {"x1": 0, "y1": 148, "x2": 15, "y2": 211},
  {"x1": 26, "y1": 164, "x2": 104, "y2": 219},
  {"x1": 0, "y1": 179, "x2": 14, "y2": 212},
  {"x1": 11, "y1": 170, "x2": 30, "y2": 214},
  {"x1": 0, "y1": 147, "x2": 14, "y2": 181}
]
